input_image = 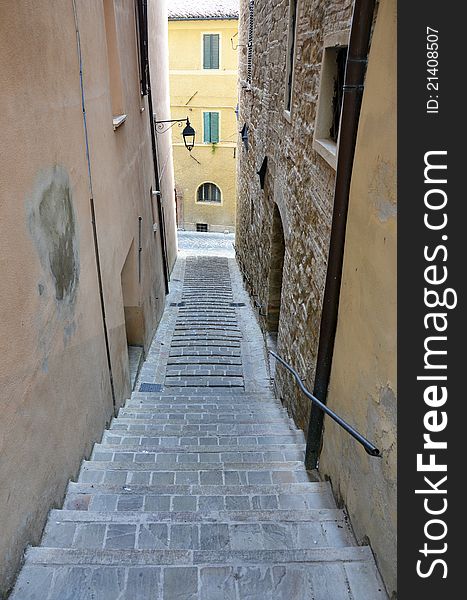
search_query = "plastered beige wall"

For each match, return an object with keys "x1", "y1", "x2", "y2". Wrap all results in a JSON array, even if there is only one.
[
  {"x1": 319, "y1": 0, "x2": 397, "y2": 595},
  {"x1": 0, "y1": 0, "x2": 173, "y2": 594}
]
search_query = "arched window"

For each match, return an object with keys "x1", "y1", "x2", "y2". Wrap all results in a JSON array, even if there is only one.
[{"x1": 197, "y1": 183, "x2": 222, "y2": 204}]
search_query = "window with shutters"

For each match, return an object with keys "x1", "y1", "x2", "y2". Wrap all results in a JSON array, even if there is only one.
[
  {"x1": 203, "y1": 34, "x2": 220, "y2": 69},
  {"x1": 284, "y1": 0, "x2": 299, "y2": 114},
  {"x1": 196, "y1": 183, "x2": 222, "y2": 204},
  {"x1": 246, "y1": 1, "x2": 254, "y2": 84},
  {"x1": 203, "y1": 112, "x2": 220, "y2": 144}
]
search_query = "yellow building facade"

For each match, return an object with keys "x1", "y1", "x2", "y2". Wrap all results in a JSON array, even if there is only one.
[{"x1": 168, "y1": 3, "x2": 238, "y2": 232}]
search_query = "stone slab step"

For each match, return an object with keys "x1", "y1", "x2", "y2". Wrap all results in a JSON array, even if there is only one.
[
  {"x1": 166, "y1": 356, "x2": 243, "y2": 365},
  {"x1": 103, "y1": 433, "x2": 304, "y2": 445},
  {"x1": 42, "y1": 515, "x2": 354, "y2": 551},
  {"x1": 90, "y1": 449, "x2": 306, "y2": 468},
  {"x1": 128, "y1": 386, "x2": 281, "y2": 406},
  {"x1": 21, "y1": 545, "x2": 376, "y2": 567},
  {"x1": 81, "y1": 459, "x2": 306, "y2": 472},
  {"x1": 49, "y1": 508, "x2": 346, "y2": 524},
  {"x1": 170, "y1": 339, "x2": 241, "y2": 347},
  {"x1": 170, "y1": 326, "x2": 240, "y2": 332},
  {"x1": 12, "y1": 558, "x2": 388, "y2": 599},
  {"x1": 122, "y1": 403, "x2": 283, "y2": 414},
  {"x1": 92, "y1": 444, "x2": 305, "y2": 457},
  {"x1": 125, "y1": 398, "x2": 285, "y2": 413},
  {"x1": 65, "y1": 483, "x2": 336, "y2": 512},
  {"x1": 115, "y1": 413, "x2": 291, "y2": 424},
  {"x1": 108, "y1": 422, "x2": 299, "y2": 435},
  {"x1": 169, "y1": 349, "x2": 243, "y2": 357},
  {"x1": 79, "y1": 469, "x2": 311, "y2": 487},
  {"x1": 165, "y1": 368, "x2": 244, "y2": 377},
  {"x1": 68, "y1": 481, "x2": 330, "y2": 496},
  {"x1": 130, "y1": 389, "x2": 275, "y2": 398}
]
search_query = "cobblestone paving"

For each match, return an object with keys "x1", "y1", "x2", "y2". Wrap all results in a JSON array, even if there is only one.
[
  {"x1": 11, "y1": 247, "x2": 388, "y2": 599},
  {"x1": 177, "y1": 231, "x2": 235, "y2": 257}
]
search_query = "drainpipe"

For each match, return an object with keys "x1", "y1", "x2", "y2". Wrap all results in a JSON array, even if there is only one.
[
  {"x1": 143, "y1": 0, "x2": 170, "y2": 294},
  {"x1": 305, "y1": 0, "x2": 377, "y2": 469},
  {"x1": 72, "y1": 0, "x2": 117, "y2": 414}
]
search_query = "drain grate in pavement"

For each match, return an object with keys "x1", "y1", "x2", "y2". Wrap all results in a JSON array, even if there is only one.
[
  {"x1": 230, "y1": 302, "x2": 246, "y2": 307},
  {"x1": 139, "y1": 383, "x2": 164, "y2": 392}
]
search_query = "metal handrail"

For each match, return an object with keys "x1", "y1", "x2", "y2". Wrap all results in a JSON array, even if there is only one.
[{"x1": 268, "y1": 350, "x2": 381, "y2": 457}]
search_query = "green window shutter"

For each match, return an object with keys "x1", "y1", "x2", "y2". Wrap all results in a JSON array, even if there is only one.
[
  {"x1": 203, "y1": 34, "x2": 219, "y2": 69},
  {"x1": 203, "y1": 113, "x2": 211, "y2": 143},
  {"x1": 210, "y1": 35, "x2": 219, "y2": 69},
  {"x1": 210, "y1": 112, "x2": 219, "y2": 143},
  {"x1": 203, "y1": 35, "x2": 211, "y2": 69}
]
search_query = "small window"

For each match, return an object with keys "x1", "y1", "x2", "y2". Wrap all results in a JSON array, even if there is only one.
[
  {"x1": 246, "y1": 1, "x2": 255, "y2": 84},
  {"x1": 285, "y1": 0, "x2": 298, "y2": 113},
  {"x1": 330, "y1": 47, "x2": 347, "y2": 142},
  {"x1": 197, "y1": 183, "x2": 222, "y2": 204},
  {"x1": 196, "y1": 223, "x2": 209, "y2": 232},
  {"x1": 203, "y1": 112, "x2": 220, "y2": 143},
  {"x1": 103, "y1": 0, "x2": 125, "y2": 119},
  {"x1": 203, "y1": 34, "x2": 220, "y2": 69},
  {"x1": 135, "y1": 0, "x2": 148, "y2": 96},
  {"x1": 313, "y1": 31, "x2": 350, "y2": 169}
]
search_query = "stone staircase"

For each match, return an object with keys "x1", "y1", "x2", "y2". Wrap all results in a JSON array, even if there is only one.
[
  {"x1": 11, "y1": 389, "x2": 387, "y2": 599},
  {"x1": 11, "y1": 256, "x2": 388, "y2": 598}
]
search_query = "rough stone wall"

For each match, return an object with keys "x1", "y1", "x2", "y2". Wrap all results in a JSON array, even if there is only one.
[{"x1": 236, "y1": 0, "x2": 353, "y2": 432}]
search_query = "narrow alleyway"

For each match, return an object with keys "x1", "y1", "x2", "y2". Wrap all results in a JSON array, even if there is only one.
[{"x1": 11, "y1": 242, "x2": 387, "y2": 599}]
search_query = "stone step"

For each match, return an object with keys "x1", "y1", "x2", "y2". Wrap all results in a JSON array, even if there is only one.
[
  {"x1": 115, "y1": 412, "x2": 291, "y2": 424},
  {"x1": 129, "y1": 391, "x2": 278, "y2": 399},
  {"x1": 126, "y1": 398, "x2": 282, "y2": 409},
  {"x1": 42, "y1": 514, "x2": 355, "y2": 551},
  {"x1": 169, "y1": 349, "x2": 243, "y2": 357},
  {"x1": 107, "y1": 422, "x2": 301, "y2": 435},
  {"x1": 176, "y1": 314, "x2": 237, "y2": 319},
  {"x1": 13, "y1": 547, "x2": 387, "y2": 600},
  {"x1": 125, "y1": 399, "x2": 281, "y2": 409},
  {"x1": 79, "y1": 470, "x2": 310, "y2": 487},
  {"x1": 170, "y1": 339, "x2": 241, "y2": 347},
  {"x1": 173, "y1": 325, "x2": 239, "y2": 330},
  {"x1": 164, "y1": 377, "x2": 245, "y2": 388},
  {"x1": 166, "y1": 356, "x2": 243, "y2": 365},
  {"x1": 100, "y1": 439, "x2": 303, "y2": 450},
  {"x1": 102, "y1": 433, "x2": 304, "y2": 447},
  {"x1": 93, "y1": 442, "x2": 305, "y2": 455},
  {"x1": 49, "y1": 507, "x2": 346, "y2": 524},
  {"x1": 118, "y1": 413, "x2": 287, "y2": 424},
  {"x1": 123, "y1": 406, "x2": 285, "y2": 416},
  {"x1": 65, "y1": 482, "x2": 336, "y2": 512},
  {"x1": 165, "y1": 367, "x2": 244, "y2": 377},
  {"x1": 90, "y1": 448, "x2": 305, "y2": 468},
  {"x1": 78, "y1": 464, "x2": 310, "y2": 486}
]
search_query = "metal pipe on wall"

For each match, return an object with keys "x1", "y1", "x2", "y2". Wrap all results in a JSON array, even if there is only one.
[{"x1": 140, "y1": 0, "x2": 170, "y2": 294}]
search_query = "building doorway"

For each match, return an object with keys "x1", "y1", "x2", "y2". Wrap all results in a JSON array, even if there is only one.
[
  {"x1": 266, "y1": 204, "x2": 285, "y2": 343},
  {"x1": 121, "y1": 240, "x2": 144, "y2": 389}
]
